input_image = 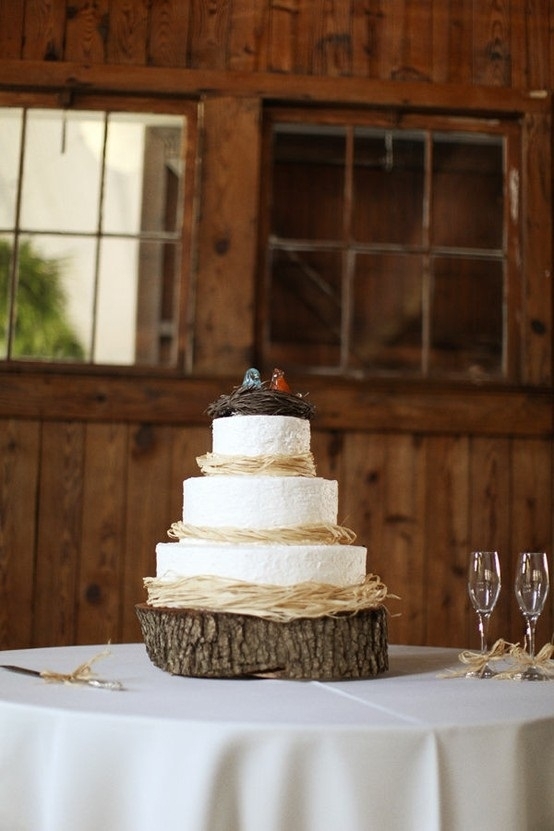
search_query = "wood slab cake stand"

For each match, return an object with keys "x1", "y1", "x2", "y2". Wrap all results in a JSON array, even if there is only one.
[{"x1": 136, "y1": 604, "x2": 388, "y2": 680}]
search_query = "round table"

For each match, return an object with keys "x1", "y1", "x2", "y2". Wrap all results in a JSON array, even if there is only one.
[{"x1": 0, "y1": 643, "x2": 552, "y2": 831}]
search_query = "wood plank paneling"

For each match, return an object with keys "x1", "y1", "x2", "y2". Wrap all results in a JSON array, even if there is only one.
[
  {"x1": 192, "y1": 96, "x2": 261, "y2": 375},
  {"x1": 76, "y1": 423, "x2": 128, "y2": 645},
  {"x1": 0, "y1": 0, "x2": 551, "y2": 657},
  {"x1": 311, "y1": 0, "x2": 352, "y2": 77},
  {"x1": 32, "y1": 422, "x2": 85, "y2": 647},
  {"x1": 106, "y1": 0, "x2": 149, "y2": 65},
  {"x1": 189, "y1": 0, "x2": 231, "y2": 69},
  {"x1": 22, "y1": 0, "x2": 66, "y2": 61},
  {"x1": 468, "y1": 437, "x2": 511, "y2": 647},
  {"x1": 0, "y1": 0, "x2": 25, "y2": 59},
  {"x1": 0, "y1": 420, "x2": 40, "y2": 650},
  {"x1": 64, "y1": 0, "x2": 109, "y2": 64},
  {"x1": 510, "y1": 437, "x2": 553, "y2": 647},
  {"x1": 472, "y1": 0, "x2": 511, "y2": 86},
  {"x1": 147, "y1": 0, "x2": 190, "y2": 67},
  {"x1": 121, "y1": 423, "x2": 173, "y2": 642},
  {"x1": 522, "y1": 112, "x2": 552, "y2": 385},
  {"x1": 424, "y1": 436, "x2": 470, "y2": 648},
  {"x1": 268, "y1": 0, "x2": 298, "y2": 72}
]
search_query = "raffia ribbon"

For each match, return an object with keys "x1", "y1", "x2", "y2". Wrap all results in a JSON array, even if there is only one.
[
  {"x1": 144, "y1": 572, "x2": 391, "y2": 622},
  {"x1": 441, "y1": 638, "x2": 554, "y2": 680},
  {"x1": 440, "y1": 639, "x2": 511, "y2": 678},
  {"x1": 494, "y1": 641, "x2": 554, "y2": 680},
  {"x1": 197, "y1": 452, "x2": 316, "y2": 477},
  {"x1": 39, "y1": 645, "x2": 123, "y2": 689},
  {"x1": 168, "y1": 520, "x2": 357, "y2": 545}
]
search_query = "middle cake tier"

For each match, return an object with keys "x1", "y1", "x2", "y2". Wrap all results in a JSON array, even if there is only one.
[
  {"x1": 183, "y1": 476, "x2": 337, "y2": 528},
  {"x1": 156, "y1": 541, "x2": 368, "y2": 586}
]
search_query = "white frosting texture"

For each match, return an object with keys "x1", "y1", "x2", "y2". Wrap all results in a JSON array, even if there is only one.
[
  {"x1": 156, "y1": 541, "x2": 367, "y2": 586},
  {"x1": 212, "y1": 415, "x2": 310, "y2": 457},
  {"x1": 183, "y1": 476, "x2": 337, "y2": 528},
  {"x1": 155, "y1": 413, "x2": 368, "y2": 588}
]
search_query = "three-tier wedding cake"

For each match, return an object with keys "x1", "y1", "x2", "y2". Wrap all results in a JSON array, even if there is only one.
[{"x1": 137, "y1": 369, "x2": 390, "y2": 680}]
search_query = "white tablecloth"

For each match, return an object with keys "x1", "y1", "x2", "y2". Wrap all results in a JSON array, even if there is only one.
[{"x1": 0, "y1": 643, "x2": 552, "y2": 831}]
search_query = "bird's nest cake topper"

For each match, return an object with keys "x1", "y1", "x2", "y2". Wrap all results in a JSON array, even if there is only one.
[{"x1": 207, "y1": 368, "x2": 315, "y2": 420}]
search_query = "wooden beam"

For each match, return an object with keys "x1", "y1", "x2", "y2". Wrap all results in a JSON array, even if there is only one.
[
  {"x1": 0, "y1": 59, "x2": 549, "y2": 114},
  {"x1": 0, "y1": 370, "x2": 550, "y2": 437}
]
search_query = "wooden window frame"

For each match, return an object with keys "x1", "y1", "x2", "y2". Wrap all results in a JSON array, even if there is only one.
[
  {"x1": 259, "y1": 106, "x2": 525, "y2": 384},
  {"x1": 0, "y1": 91, "x2": 199, "y2": 376}
]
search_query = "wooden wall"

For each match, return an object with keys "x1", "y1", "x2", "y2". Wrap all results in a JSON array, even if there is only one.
[{"x1": 0, "y1": 0, "x2": 552, "y2": 652}]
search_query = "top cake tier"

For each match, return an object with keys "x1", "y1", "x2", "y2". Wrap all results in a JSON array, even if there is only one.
[{"x1": 212, "y1": 415, "x2": 310, "y2": 457}]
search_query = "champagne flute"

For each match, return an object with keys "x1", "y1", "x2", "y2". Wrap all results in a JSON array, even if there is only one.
[
  {"x1": 467, "y1": 551, "x2": 501, "y2": 678},
  {"x1": 514, "y1": 551, "x2": 550, "y2": 681}
]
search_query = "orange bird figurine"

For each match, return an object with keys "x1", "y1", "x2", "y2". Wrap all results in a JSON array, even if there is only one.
[{"x1": 270, "y1": 368, "x2": 291, "y2": 392}]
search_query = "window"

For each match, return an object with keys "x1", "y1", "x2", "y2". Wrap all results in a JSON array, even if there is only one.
[
  {"x1": 261, "y1": 110, "x2": 520, "y2": 381},
  {"x1": 0, "y1": 100, "x2": 197, "y2": 368}
]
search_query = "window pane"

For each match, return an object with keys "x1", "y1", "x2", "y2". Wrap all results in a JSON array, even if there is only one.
[
  {"x1": 430, "y1": 257, "x2": 503, "y2": 374},
  {"x1": 0, "y1": 233, "x2": 15, "y2": 357},
  {"x1": 0, "y1": 109, "x2": 23, "y2": 228},
  {"x1": 432, "y1": 134, "x2": 504, "y2": 249},
  {"x1": 12, "y1": 234, "x2": 93, "y2": 361},
  {"x1": 94, "y1": 238, "x2": 139, "y2": 364},
  {"x1": 21, "y1": 110, "x2": 103, "y2": 233},
  {"x1": 135, "y1": 239, "x2": 183, "y2": 366},
  {"x1": 351, "y1": 253, "x2": 423, "y2": 371},
  {"x1": 353, "y1": 130, "x2": 425, "y2": 245},
  {"x1": 103, "y1": 114, "x2": 185, "y2": 235},
  {"x1": 272, "y1": 125, "x2": 345, "y2": 240},
  {"x1": 269, "y1": 248, "x2": 342, "y2": 367}
]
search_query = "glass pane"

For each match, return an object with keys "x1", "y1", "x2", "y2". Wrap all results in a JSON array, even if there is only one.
[
  {"x1": 94, "y1": 238, "x2": 139, "y2": 365},
  {"x1": 351, "y1": 253, "x2": 423, "y2": 371},
  {"x1": 135, "y1": 239, "x2": 183, "y2": 366},
  {"x1": 272, "y1": 125, "x2": 345, "y2": 240},
  {"x1": 0, "y1": 109, "x2": 23, "y2": 229},
  {"x1": 0, "y1": 233, "x2": 15, "y2": 358},
  {"x1": 21, "y1": 110, "x2": 103, "y2": 233},
  {"x1": 353, "y1": 130, "x2": 425, "y2": 245},
  {"x1": 269, "y1": 248, "x2": 342, "y2": 366},
  {"x1": 430, "y1": 257, "x2": 503, "y2": 374},
  {"x1": 432, "y1": 134, "x2": 504, "y2": 249},
  {"x1": 12, "y1": 234, "x2": 93, "y2": 361},
  {"x1": 103, "y1": 114, "x2": 185, "y2": 235}
]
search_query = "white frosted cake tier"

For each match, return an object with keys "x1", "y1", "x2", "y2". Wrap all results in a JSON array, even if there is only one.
[
  {"x1": 156, "y1": 540, "x2": 367, "y2": 586},
  {"x1": 183, "y1": 476, "x2": 337, "y2": 528},
  {"x1": 212, "y1": 414, "x2": 310, "y2": 457}
]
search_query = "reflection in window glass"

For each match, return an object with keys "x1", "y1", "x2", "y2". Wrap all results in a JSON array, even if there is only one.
[
  {"x1": 353, "y1": 130, "x2": 425, "y2": 246},
  {"x1": 430, "y1": 257, "x2": 504, "y2": 374},
  {"x1": 0, "y1": 233, "x2": 15, "y2": 358},
  {"x1": 95, "y1": 237, "x2": 139, "y2": 364},
  {"x1": 351, "y1": 253, "x2": 423, "y2": 371},
  {"x1": 272, "y1": 125, "x2": 345, "y2": 241},
  {"x1": 265, "y1": 116, "x2": 512, "y2": 381},
  {"x1": 12, "y1": 234, "x2": 94, "y2": 361},
  {"x1": 432, "y1": 134, "x2": 504, "y2": 250},
  {"x1": 21, "y1": 110, "x2": 103, "y2": 233},
  {"x1": 0, "y1": 107, "x2": 187, "y2": 366},
  {"x1": 269, "y1": 248, "x2": 342, "y2": 366}
]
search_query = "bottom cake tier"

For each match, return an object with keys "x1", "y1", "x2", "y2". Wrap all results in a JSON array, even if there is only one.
[{"x1": 136, "y1": 603, "x2": 388, "y2": 681}]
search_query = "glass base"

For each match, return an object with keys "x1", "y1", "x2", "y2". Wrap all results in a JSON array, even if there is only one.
[
  {"x1": 514, "y1": 666, "x2": 551, "y2": 682},
  {"x1": 465, "y1": 664, "x2": 496, "y2": 679}
]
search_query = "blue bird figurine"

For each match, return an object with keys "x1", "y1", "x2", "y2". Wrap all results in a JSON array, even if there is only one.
[{"x1": 240, "y1": 367, "x2": 262, "y2": 390}]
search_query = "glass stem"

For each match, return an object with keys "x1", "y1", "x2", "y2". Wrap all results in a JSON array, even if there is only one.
[
  {"x1": 526, "y1": 615, "x2": 538, "y2": 660},
  {"x1": 478, "y1": 612, "x2": 491, "y2": 653}
]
